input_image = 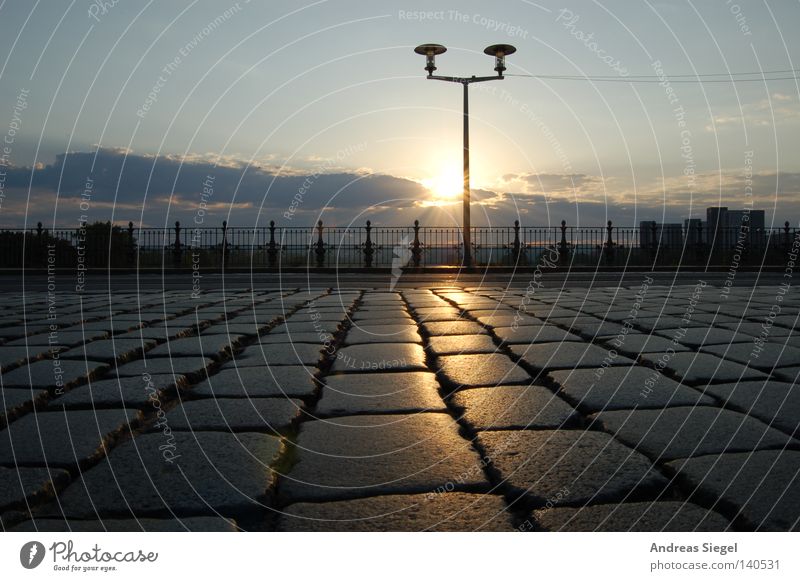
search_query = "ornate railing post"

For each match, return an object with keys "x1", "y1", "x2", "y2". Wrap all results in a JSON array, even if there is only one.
[
  {"x1": 363, "y1": 220, "x2": 374, "y2": 267},
  {"x1": 784, "y1": 221, "x2": 791, "y2": 254},
  {"x1": 267, "y1": 220, "x2": 279, "y2": 267},
  {"x1": 221, "y1": 220, "x2": 229, "y2": 266},
  {"x1": 315, "y1": 220, "x2": 326, "y2": 267},
  {"x1": 37, "y1": 221, "x2": 44, "y2": 261},
  {"x1": 127, "y1": 221, "x2": 136, "y2": 266},
  {"x1": 695, "y1": 220, "x2": 705, "y2": 262},
  {"x1": 411, "y1": 220, "x2": 422, "y2": 267},
  {"x1": 35, "y1": 222, "x2": 44, "y2": 267},
  {"x1": 742, "y1": 221, "x2": 752, "y2": 265},
  {"x1": 173, "y1": 221, "x2": 182, "y2": 268},
  {"x1": 559, "y1": 220, "x2": 569, "y2": 262},
  {"x1": 604, "y1": 220, "x2": 615, "y2": 263},
  {"x1": 650, "y1": 222, "x2": 659, "y2": 260},
  {"x1": 512, "y1": 220, "x2": 522, "y2": 261}
]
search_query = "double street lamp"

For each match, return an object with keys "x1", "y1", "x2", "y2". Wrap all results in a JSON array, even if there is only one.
[{"x1": 414, "y1": 43, "x2": 516, "y2": 268}]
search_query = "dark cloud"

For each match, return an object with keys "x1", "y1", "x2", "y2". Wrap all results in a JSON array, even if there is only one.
[
  {"x1": 1, "y1": 148, "x2": 431, "y2": 227},
  {"x1": 1, "y1": 149, "x2": 798, "y2": 229}
]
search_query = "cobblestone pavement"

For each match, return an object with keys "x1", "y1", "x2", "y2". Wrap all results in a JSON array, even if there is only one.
[{"x1": 1, "y1": 282, "x2": 799, "y2": 531}]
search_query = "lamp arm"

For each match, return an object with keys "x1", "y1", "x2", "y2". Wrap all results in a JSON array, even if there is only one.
[{"x1": 426, "y1": 74, "x2": 505, "y2": 84}]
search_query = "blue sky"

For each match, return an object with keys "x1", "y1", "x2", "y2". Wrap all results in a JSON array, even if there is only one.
[{"x1": 1, "y1": 0, "x2": 798, "y2": 229}]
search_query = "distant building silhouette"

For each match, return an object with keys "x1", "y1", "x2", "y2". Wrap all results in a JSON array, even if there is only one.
[
  {"x1": 640, "y1": 206, "x2": 766, "y2": 251},
  {"x1": 639, "y1": 221, "x2": 684, "y2": 250},
  {"x1": 706, "y1": 206, "x2": 766, "y2": 252}
]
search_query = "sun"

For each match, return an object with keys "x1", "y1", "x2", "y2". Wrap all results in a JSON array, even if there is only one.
[{"x1": 422, "y1": 167, "x2": 462, "y2": 203}]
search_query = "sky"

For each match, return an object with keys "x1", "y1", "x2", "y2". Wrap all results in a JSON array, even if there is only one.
[{"x1": 0, "y1": 0, "x2": 799, "y2": 230}]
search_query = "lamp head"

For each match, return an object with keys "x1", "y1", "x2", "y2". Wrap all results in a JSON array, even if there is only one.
[
  {"x1": 414, "y1": 43, "x2": 447, "y2": 75},
  {"x1": 484, "y1": 44, "x2": 516, "y2": 75}
]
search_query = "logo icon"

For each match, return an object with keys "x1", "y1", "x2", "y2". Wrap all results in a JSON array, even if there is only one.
[{"x1": 20, "y1": 541, "x2": 45, "y2": 569}]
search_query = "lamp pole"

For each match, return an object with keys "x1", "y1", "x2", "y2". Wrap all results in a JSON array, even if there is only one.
[{"x1": 414, "y1": 43, "x2": 516, "y2": 269}]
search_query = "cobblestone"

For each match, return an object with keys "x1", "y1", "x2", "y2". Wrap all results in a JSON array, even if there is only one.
[
  {"x1": 280, "y1": 413, "x2": 489, "y2": 502},
  {"x1": 639, "y1": 352, "x2": 768, "y2": 384},
  {"x1": 193, "y1": 366, "x2": 319, "y2": 398},
  {"x1": 667, "y1": 450, "x2": 800, "y2": 531},
  {"x1": 452, "y1": 385, "x2": 579, "y2": 430},
  {"x1": 47, "y1": 432, "x2": 281, "y2": 518},
  {"x1": 0, "y1": 466, "x2": 69, "y2": 512},
  {"x1": 532, "y1": 501, "x2": 731, "y2": 531},
  {"x1": 427, "y1": 334, "x2": 498, "y2": 355},
  {"x1": 0, "y1": 409, "x2": 140, "y2": 467},
  {"x1": 55, "y1": 374, "x2": 185, "y2": 409},
  {"x1": 278, "y1": 492, "x2": 514, "y2": 531},
  {"x1": 549, "y1": 367, "x2": 713, "y2": 412},
  {"x1": 510, "y1": 342, "x2": 634, "y2": 371},
  {"x1": 590, "y1": 406, "x2": 796, "y2": 460},
  {"x1": 478, "y1": 429, "x2": 667, "y2": 504},
  {"x1": 166, "y1": 398, "x2": 303, "y2": 433},
  {"x1": 2, "y1": 284, "x2": 798, "y2": 531},
  {"x1": 438, "y1": 354, "x2": 530, "y2": 388},
  {"x1": 331, "y1": 344, "x2": 427, "y2": 373},
  {"x1": 318, "y1": 372, "x2": 446, "y2": 416}
]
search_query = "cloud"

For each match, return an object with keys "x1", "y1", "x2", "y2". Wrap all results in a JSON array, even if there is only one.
[
  {"x1": 706, "y1": 94, "x2": 800, "y2": 131},
  {"x1": 497, "y1": 173, "x2": 607, "y2": 206},
  {"x1": 1, "y1": 149, "x2": 798, "y2": 229},
  {"x1": 0, "y1": 148, "x2": 432, "y2": 227}
]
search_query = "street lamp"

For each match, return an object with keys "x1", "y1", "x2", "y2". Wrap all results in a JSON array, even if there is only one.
[{"x1": 414, "y1": 43, "x2": 516, "y2": 268}]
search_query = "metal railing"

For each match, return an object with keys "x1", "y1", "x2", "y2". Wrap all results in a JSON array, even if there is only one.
[{"x1": 1, "y1": 219, "x2": 797, "y2": 269}]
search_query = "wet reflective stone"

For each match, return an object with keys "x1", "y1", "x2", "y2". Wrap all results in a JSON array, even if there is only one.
[
  {"x1": 421, "y1": 321, "x2": 486, "y2": 336},
  {"x1": 438, "y1": 354, "x2": 530, "y2": 388},
  {"x1": 590, "y1": 406, "x2": 796, "y2": 461},
  {"x1": 280, "y1": 413, "x2": 489, "y2": 502},
  {"x1": 278, "y1": 492, "x2": 514, "y2": 531},
  {"x1": 318, "y1": 372, "x2": 445, "y2": 416},
  {"x1": 452, "y1": 385, "x2": 578, "y2": 430},
  {"x1": 344, "y1": 325, "x2": 422, "y2": 345},
  {"x1": 427, "y1": 335, "x2": 498, "y2": 356},
  {"x1": 478, "y1": 429, "x2": 667, "y2": 504},
  {"x1": 331, "y1": 344, "x2": 427, "y2": 373}
]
